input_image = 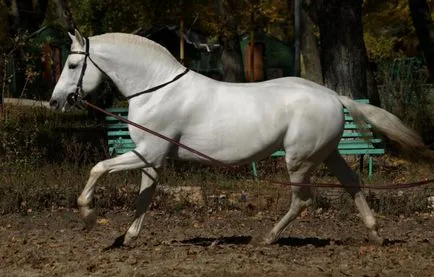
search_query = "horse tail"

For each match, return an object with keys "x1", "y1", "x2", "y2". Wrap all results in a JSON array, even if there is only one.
[{"x1": 337, "y1": 95, "x2": 434, "y2": 159}]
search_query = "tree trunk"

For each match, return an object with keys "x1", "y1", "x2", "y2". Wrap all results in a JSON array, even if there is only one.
[
  {"x1": 409, "y1": 0, "x2": 434, "y2": 82},
  {"x1": 300, "y1": 7, "x2": 322, "y2": 84},
  {"x1": 0, "y1": 2, "x2": 9, "y2": 106},
  {"x1": 220, "y1": 36, "x2": 245, "y2": 82},
  {"x1": 317, "y1": 0, "x2": 367, "y2": 98},
  {"x1": 53, "y1": 0, "x2": 76, "y2": 32},
  {"x1": 366, "y1": 57, "x2": 381, "y2": 106},
  {"x1": 215, "y1": 0, "x2": 245, "y2": 82},
  {"x1": 293, "y1": 0, "x2": 301, "y2": 77}
]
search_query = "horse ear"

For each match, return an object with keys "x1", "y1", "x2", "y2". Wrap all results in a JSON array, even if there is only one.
[
  {"x1": 74, "y1": 29, "x2": 84, "y2": 47},
  {"x1": 68, "y1": 31, "x2": 75, "y2": 41}
]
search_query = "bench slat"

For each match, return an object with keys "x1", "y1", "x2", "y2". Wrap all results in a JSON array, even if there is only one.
[
  {"x1": 106, "y1": 108, "x2": 128, "y2": 112},
  {"x1": 339, "y1": 148, "x2": 385, "y2": 155},
  {"x1": 271, "y1": 150, "x2": 285, "y2": 157},
  {"x1": 341, "y1": 132, "x2": 374, "y2": 138},
  {"x1": 344, "y1": 123, "x2": 372, "y2": 129},
  {"x1": 108, "y1": 137, "x2": 135, "y2": 144},
  {"x1": 338, "y1": 144, "x2": 377, "y2": 150},
  {"x1": 339, "y1": 138, "x2": 382, "y2": 144},
  {"x1": 105, "y1": 116, "x2": 128, "y2": 122},
  {"x1": 108, "y1": 130, "x2": 131, "y2": 136},
  {"x1": 108, "y1": 148, "x2": 132, "y2": 155}
]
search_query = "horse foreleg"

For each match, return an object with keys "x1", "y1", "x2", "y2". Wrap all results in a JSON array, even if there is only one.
[
  {"x1": 325, "y1": 150, "x2": 384, "y2": 245},
  {"x1": 77, "y1": 150, "x2": 153, "y2": 231}
]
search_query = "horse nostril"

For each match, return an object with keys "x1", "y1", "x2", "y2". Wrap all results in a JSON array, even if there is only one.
[{"x1": 49, "y1": 99, "x2": 59, "y2": 110}]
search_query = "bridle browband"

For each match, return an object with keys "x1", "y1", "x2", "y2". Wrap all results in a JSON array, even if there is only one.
[{"x1": 67, "y1": 37, "x2": 190, "y2": 105}]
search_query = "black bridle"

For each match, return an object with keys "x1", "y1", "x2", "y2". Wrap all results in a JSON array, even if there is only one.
[
  {"x1": 67, "y1": 37, "x2": 190, "y2": 106},
  {"x1": 67, "y1": 37, "x2": 90, "y2": 105}
]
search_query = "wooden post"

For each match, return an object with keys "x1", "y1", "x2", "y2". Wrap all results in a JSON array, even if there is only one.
[
  {"x1": 180, "y1": 19, "x2": 185, "y2": 65},
  {"x1": 250, "y1": 30, "x2": 255, "y2": 81}
]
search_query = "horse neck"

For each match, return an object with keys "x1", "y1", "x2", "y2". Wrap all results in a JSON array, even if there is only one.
[{"x1": 90, "y1": 39, "x2": 186, "y2": 100}]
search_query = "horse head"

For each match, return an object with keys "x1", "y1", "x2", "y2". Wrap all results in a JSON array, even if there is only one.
[{"x1": 50, "y1": 29, "x2": 104, "y2": 111}]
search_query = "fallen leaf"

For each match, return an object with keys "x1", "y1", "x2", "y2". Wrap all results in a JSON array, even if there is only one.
[{"x1": 97, "y1": 218, "x2": 110, "y2": 225}]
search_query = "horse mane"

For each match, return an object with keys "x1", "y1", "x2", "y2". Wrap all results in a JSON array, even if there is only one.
[{"x1": 89, "y1": 32, "x2": 180, "y2": 66}]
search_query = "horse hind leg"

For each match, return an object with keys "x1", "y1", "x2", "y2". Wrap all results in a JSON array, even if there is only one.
[
  {"x1": 324, "y1": 149, "x2": 384, "y2": 245},
  {"x1": 263, "y1": 157, "x2": 316, "y2": 245}
]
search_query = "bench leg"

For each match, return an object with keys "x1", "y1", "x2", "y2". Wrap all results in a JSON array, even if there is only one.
[
  {"x1": 368, "y1": 156, "x2": 373, "y2": 178},
  {"x1": 359, "y1": 154, "x2": 364, "y2": 175},
  {"x1": 251, "y1": 162, "x2": 258, "y2": 180}
]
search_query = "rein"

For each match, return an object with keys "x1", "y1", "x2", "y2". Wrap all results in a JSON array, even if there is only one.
[{"x1": 83, "y1": 100, "x2": 434, "y2": 190}]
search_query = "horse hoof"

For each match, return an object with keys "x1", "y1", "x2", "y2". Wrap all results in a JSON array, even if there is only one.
[
  {"x1": 369, "y1": 232, "x2": 384, "y2": 246},
  {"x1": 80, "y1": 207, "x2": 97, "y2": 231},
  {"x1": 261, "y1": 234, "x2": 277, "y2": 245},
  {"x1": 103, "y1": 234, "x2": 137, "y2": 251}
]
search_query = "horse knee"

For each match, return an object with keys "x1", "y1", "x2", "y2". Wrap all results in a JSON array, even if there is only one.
[{"x1": 90, "y1": 161, "x2": 106, "y2": 177}]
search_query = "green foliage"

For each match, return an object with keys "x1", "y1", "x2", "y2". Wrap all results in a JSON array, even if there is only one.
[
  {"x1": 364, "y1": 33, "x2": 401, "y2": 60},
  {"x1": 67, "y1": 0, "x2": 174, "y2": 35},
  {"x1": 199, "y1": 0, "x2": 289, "y2": 39},
  {"x1": 363, "y1": 0, "x2": 420, "y2": 59}
]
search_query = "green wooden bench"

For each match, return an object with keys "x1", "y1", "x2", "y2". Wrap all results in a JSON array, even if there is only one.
[
  {"x1": 251, "y1": 99, "x2": 385, "y2": 178},
  {"x1": 106, "y1": 108, "x2": 136, "y2": 156}
]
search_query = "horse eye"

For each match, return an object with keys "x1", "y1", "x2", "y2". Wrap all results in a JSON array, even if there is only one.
[{"x1": 68, "y1": 63, "x2": 78, "y2": 69}]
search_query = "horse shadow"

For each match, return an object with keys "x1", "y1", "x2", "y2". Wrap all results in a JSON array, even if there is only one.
[
  {"x1": 276, "y1": 237, "x2": 336, "y2": 247},
  {"x1": 178, "y1": 235, "x2": 252, "y2": 246},
  {"x1": 178, "y1": 236, "x2": 334, "y2": 247},
  {"x1": 177, "y1": 236, "x2": 406, "y2": 247},
  {"x1": 104, "y1": 234, "x2": 406, "y2": 250}
]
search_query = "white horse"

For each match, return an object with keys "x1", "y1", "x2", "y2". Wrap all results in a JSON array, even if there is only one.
[{"x1": 50, "y1": 29, "x2": 430, "y2": 247}]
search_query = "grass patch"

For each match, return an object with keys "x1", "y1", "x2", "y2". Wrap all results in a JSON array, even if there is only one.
[{"x1": 0, "y1": 157, "x2": 432, "y2": 216}]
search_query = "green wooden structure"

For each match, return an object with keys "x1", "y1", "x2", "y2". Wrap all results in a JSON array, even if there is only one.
[
  {"x1": 251, "y1": 99, "x2": 385, "y2": 178},
  {"x1": 239, "y1": 33, "x2": 295, "y2": 80},
  {"x1": 106, "y1": 99, "x2": 385, "y2": 178}
]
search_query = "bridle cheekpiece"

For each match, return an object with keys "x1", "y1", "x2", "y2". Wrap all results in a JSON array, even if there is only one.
[{"x1": 67, "y1": 37, "x2": 90, "y2": 105}]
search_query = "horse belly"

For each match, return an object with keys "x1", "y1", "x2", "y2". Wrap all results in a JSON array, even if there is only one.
[{"x1": 172, "y1": 123, "x2": 286, "y2": 165}]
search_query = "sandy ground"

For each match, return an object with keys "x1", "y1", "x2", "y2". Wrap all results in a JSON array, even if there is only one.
[{"x1": 0, "y1": 207, "x2": 433, "y2": 277}]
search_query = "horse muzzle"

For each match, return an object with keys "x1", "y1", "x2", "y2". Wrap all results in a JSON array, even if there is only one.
[{"x1": 49, "y1": 99, "x2": 60, "y2": 110}]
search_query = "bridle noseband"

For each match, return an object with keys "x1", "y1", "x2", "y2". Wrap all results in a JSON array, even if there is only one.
[{"x1": 66, "y1": 37, "x2": 190, "y2": 106}]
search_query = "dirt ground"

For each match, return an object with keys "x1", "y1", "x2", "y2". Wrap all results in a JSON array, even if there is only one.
[{"x1": 0, "y1": 207, "x2": 433, "y2": 277}]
